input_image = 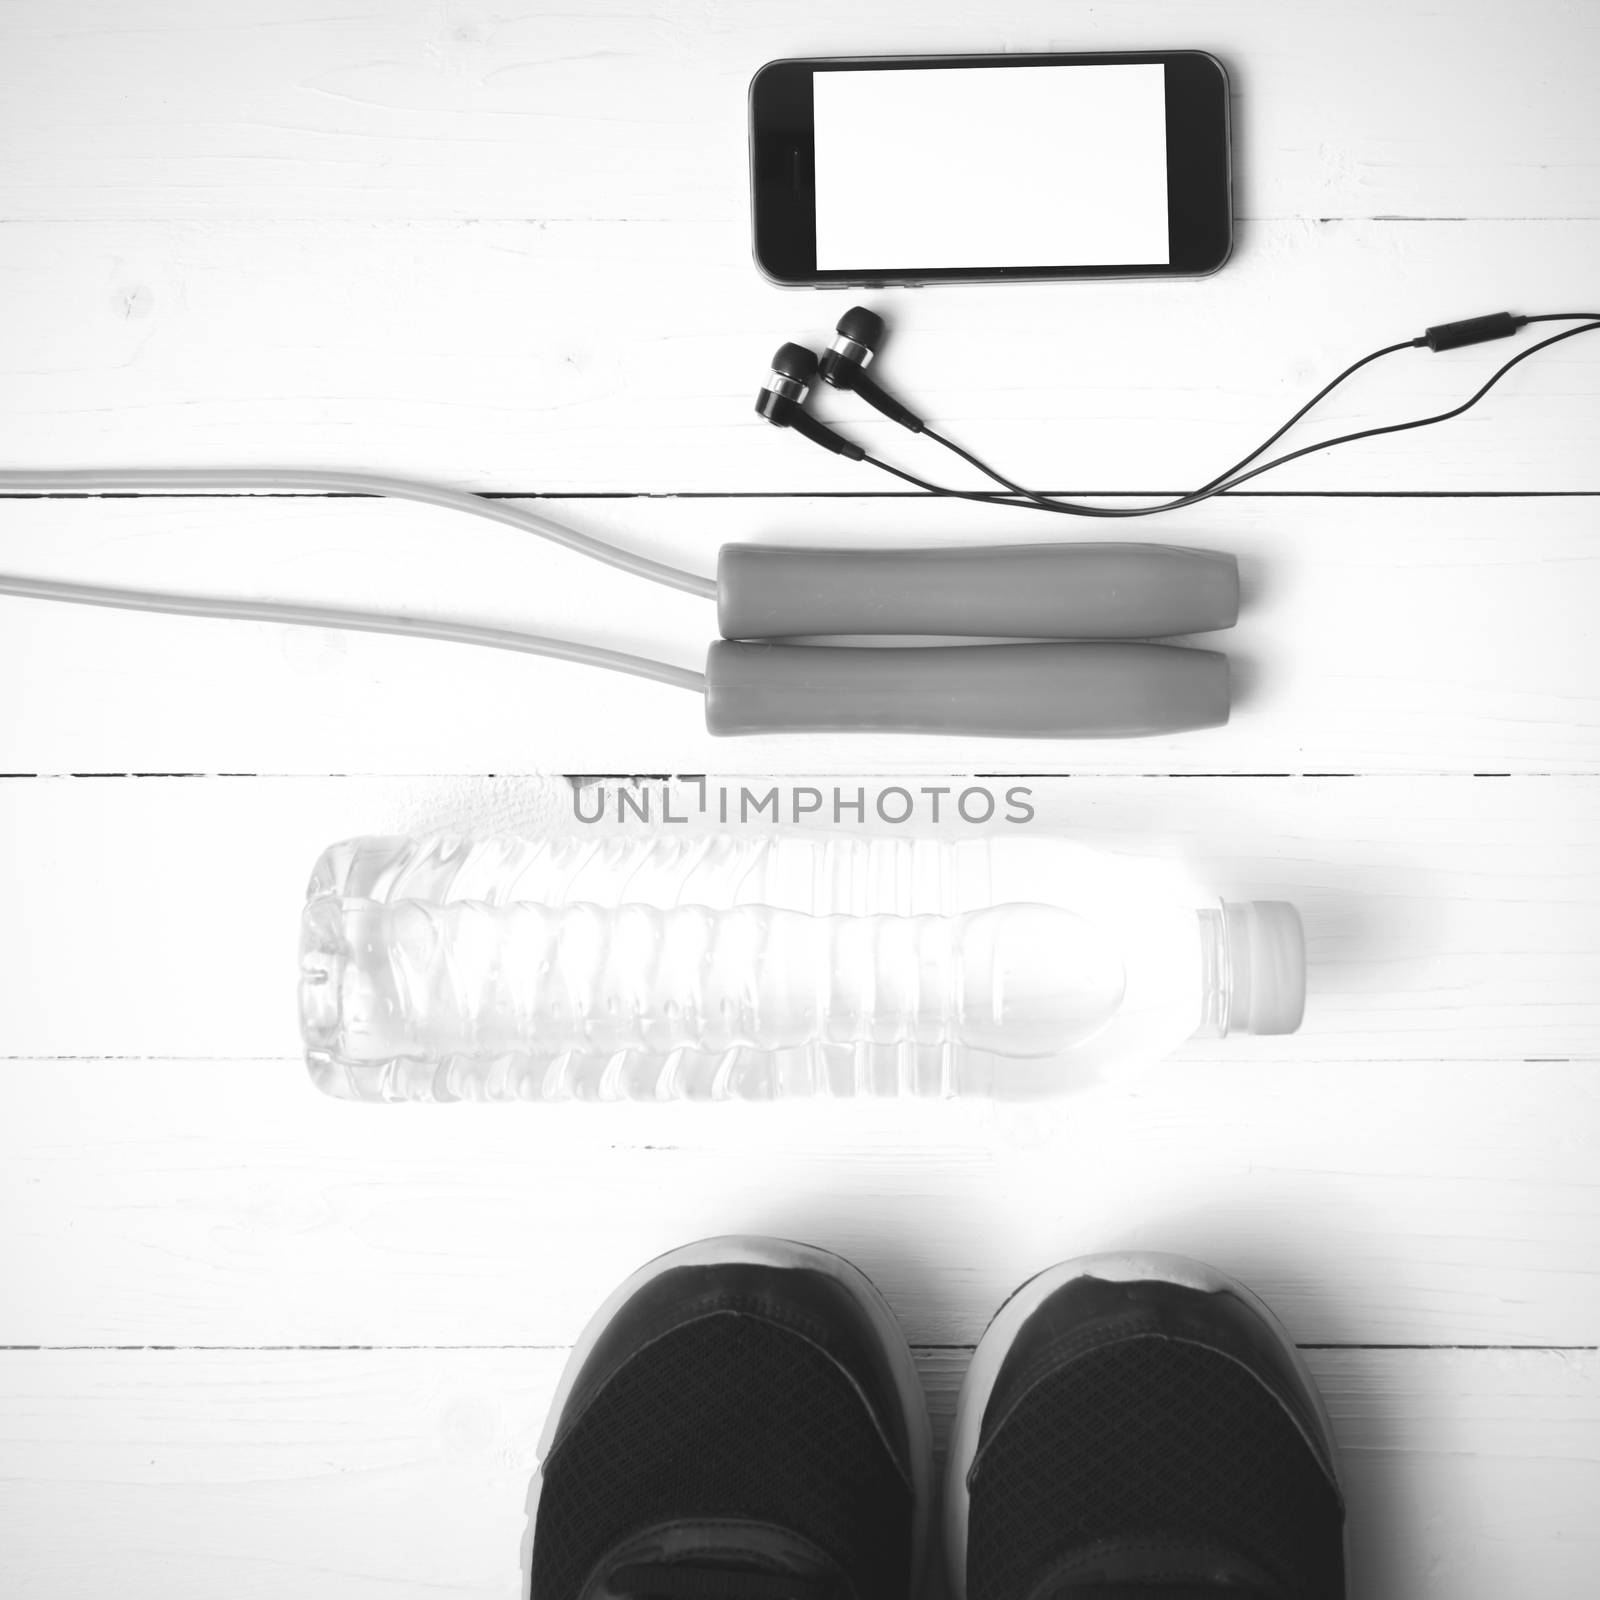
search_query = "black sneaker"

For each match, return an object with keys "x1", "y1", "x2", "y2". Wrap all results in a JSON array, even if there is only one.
[
  {"x1": 946, "y1": 1253, "x2": 1346, "y2": 1600},
  {"x1": 530, "y1": 1236, "x2": 932, "y2": 1600}
]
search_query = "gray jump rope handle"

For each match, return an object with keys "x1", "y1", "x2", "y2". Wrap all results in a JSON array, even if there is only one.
[
  {"x1": 704, "y1": 641, "x2": 1229, "y2": 738},
  {"x1": 717, "y1": 543, "x2": 1239, "y2": 640}
]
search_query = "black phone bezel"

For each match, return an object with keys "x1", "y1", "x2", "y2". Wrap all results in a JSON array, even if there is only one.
[{"x1": 749, "y1": 51, "x2": 1232, "y2": 286}]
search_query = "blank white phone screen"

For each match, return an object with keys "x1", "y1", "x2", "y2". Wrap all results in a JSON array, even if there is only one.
[{"x1": 812, "y1": 64, "x2": 1169, "y2": 270}]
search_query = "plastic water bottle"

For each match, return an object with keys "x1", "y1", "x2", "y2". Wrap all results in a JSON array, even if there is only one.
[{"x1": 299, "y1": 832, "x2": 1305, "y2": 1102}]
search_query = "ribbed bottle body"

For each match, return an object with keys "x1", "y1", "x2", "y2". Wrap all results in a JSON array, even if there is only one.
[{"x1": 299, "y1": 832, "x2": 1290, "y2": 1101}]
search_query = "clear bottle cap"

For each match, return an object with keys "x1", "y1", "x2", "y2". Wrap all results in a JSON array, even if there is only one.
[{"x1": 1222, "y1": 900, "x2": 1306, "y2": 1035}]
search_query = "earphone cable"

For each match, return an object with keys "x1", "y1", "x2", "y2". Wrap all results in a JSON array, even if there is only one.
[
  {"x1": 889, "y1": 315, "x2": 1600, "y2": 516},
  {"x1": 922, "y1": 336, "x2": 1423, "y2": 512},
  {"x1": 1152, "y1": 316, "x2": 1600, "y2": 504}
]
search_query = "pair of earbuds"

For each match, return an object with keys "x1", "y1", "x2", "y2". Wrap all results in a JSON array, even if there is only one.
[
  {"x1": 751, "y1": 302, "x2": 1600, "y2": 518},
  {"x1": 755, "y1": 307, "x2": 923, "y2": 461}
]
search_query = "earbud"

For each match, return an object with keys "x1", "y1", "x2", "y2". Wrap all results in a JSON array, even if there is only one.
[
  {"x1": 818, "y1": 308, "x2": 925, "y2": 433},
  {"x1": 754, "y1": 343, "x2": 866, "y2": 460}
]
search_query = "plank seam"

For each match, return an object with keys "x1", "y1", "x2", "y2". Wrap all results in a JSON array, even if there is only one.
[
  {"x1": 3, "y1": 773, "x2": 1598, "y2": 782},
  {"x1": 5, "y1": 490, "x2": 1599, "y2": 502},
  {"x1": 1, "y1": 1343, "x2": 1592, "y2": 1354}
]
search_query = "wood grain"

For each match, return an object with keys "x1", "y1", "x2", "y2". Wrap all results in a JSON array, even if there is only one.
[
  {"x1": 0, "y1": 219, "x2": 1594, "y2": 493},
  {"x1": 0, "y1": 1348, "x2": 1594, "y2": 1599},
  {"x1": 0, "y1": 1051, "x2": 1594, "y2": 1347},
  {"x1": 2, "y1": 0, "x2": 1596, "y2": 222},
  {"x1": 1, "y1": 1, "x2": 1596, "y2": 1589}
]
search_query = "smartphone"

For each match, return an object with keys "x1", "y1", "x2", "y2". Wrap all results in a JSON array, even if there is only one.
[{"x1": 749, "y1": 51, "x2": 1231, "y2": 286}]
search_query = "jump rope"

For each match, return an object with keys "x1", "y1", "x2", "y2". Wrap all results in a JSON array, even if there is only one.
[{"x1": 3, "y1": 308, "x2": 1595, "y2": 737}]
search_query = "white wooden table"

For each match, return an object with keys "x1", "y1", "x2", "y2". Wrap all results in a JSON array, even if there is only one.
[{"x1": 1, "y1": 3, "x2": 1597, "y2": 1596}]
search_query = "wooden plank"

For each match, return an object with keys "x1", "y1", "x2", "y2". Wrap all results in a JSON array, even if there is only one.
[
  {"x1": 0, "y1": 775, "x2": 1595, "y2": 1066},
  {"x1": 1, "y1": 219, "x2": 1595, "y2": 495},
  {"x1": 2, "y1": 492, "x2": 1599, "y2": 773},
  {"x1": 0, "y1": 1347, "x2": 1593, "y2": 1599},
  {"x1": 0, "y1": 1048, "x2": 1594, "y2": 1347},
  {"x1": 1, "y1": 1, "x2": 1596, "y2": 222}
]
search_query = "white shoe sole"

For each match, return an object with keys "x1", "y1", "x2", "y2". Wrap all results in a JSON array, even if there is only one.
[
  {"x1": 523, "y1": 1235, "x2": 934, "y2": 1599},
  {"x1": 942, "y1": 1251, "x2": 1340, "y2": 1600}
]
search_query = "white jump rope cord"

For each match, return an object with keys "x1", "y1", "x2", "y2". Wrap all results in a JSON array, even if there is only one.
[{"x1": 0, "y1": 469, "x2": 713, "y2": 693}]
